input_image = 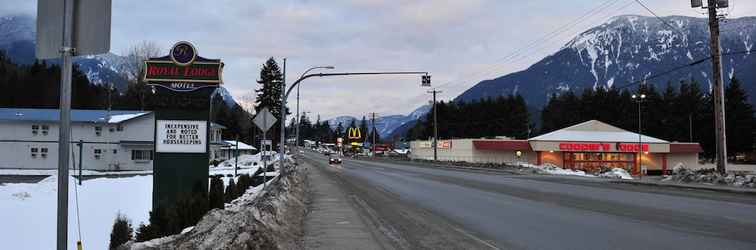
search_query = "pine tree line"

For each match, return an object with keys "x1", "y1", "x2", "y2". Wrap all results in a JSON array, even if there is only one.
[{"x1": 408, "y1": 95, "x2": 531, "y2": 140}]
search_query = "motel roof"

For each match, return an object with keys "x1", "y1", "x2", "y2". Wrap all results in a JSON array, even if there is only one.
[
  {"x1": 222, "y1": 140, "x2": 256, "y2": 150},
  {"x1": 529, "y1": 120, "x2": 668, "y2": 143},
  {"x1": 0, "y1": 108, "x2": 150, "y2": 124}
]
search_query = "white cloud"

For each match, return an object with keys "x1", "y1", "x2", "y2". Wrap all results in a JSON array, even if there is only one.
[{"x1": 3, "y1": 0, "x2": 756, "y2": 120}]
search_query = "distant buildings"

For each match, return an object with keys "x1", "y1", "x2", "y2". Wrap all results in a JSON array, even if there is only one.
[
  {"x1": 410, "y1": 120, "x2": 703, "y2": 175},
  {"x1": 0, "y1": 108, "x2": 226, "y2": 171}
]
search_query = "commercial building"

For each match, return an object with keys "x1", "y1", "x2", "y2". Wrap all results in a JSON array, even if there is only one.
[
  {"x1": 0, "y1": 108, "x2": 226, "y2": 171},
  {"x1": 410, "y1": 120, "x2": 702, "y2": 175}
]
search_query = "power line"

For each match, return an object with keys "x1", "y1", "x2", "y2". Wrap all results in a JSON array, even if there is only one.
[
  {"x1": 632, "y1": 0, "x2": 688, "y2": 37},
  {"x1": 613, "y1": 49, "x2": 756, "y2": 90}
]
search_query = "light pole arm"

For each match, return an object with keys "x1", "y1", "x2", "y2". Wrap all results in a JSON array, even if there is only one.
[{"x1": 285, "y1": 71, "x2": 429, "y2": 99}]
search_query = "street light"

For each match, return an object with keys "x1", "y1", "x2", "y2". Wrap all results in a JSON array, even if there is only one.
[
  {"x1": 631, "y1": 93, "x2": 646, "y2": 177},
  {"x1": 296, "y1": 66, "x2": 334, "y2": 152}
]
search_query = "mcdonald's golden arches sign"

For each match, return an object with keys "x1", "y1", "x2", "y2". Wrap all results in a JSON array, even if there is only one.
[{"x1": 347, "y1": 127, "x2": 362, "y2": 140}]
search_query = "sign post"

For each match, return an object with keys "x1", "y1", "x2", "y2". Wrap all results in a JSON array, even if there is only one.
[
  {"x1": 37, "y1": 1, "x2": 112, "y2": 249},
  {"x1": 144, "y1": 41, "x2": 223, "y2": 212},
  {"x1": 253, "y1": 107, "x2": 277, "y2": 188}
]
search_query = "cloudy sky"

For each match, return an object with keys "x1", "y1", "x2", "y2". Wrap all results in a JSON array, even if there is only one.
[{"x1": 2, "y1": 0, "x2": 755, "y2": 120}]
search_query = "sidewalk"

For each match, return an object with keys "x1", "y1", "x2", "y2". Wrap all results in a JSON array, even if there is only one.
[
  {"x1": 303, "y1": 160, "x2": 385, "y2": 250},
  {"x1": 611, "y1": 178, "x2": 756, "y2": 195}
]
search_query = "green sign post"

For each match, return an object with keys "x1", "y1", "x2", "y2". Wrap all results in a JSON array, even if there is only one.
[{"x1": 144, "y1": 41, "x2": 224, "y2": 212}]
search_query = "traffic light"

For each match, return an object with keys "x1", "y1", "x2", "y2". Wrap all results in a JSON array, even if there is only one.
[{"x1": 421, "y1": 74, "x2": 431, "y2": 87}]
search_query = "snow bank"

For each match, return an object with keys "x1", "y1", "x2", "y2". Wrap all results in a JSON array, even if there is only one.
[
  {"x1": 0, "y1": 175, "x2": 152, "y2": 250},
  {"x1": 125, "y1": 159, "x2": 305, "y2": 250},
  {"x1": 0, "y1": 169, "x2": 152, "y2": 176},
  {"x1": 518, "y1": 163, "x2": 596, "y2": 178},
  {"x1": 598, "y1": 168, "x2": 633, "y2": 180}
]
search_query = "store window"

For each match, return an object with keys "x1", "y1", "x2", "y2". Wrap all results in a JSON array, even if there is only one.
[
  {"x1": 563, "y1": 152, "x2": 635, "y2": 173},
  {"x1": 131, "y1": 150, "x2": 153, "y2": 161}
]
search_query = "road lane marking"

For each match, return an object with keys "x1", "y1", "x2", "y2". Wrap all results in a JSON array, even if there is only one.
[{"x1": 451, "y1": 226, "x2": 501, "y2": 250}]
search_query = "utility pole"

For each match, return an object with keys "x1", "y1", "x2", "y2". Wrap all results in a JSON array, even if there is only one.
[
  {"x1": 279, "y1": 58, "x2": 286, "y2": 174},
  {"x1": 56, "y1": 1, "x2": 74, "y2": 248},
  {"x1": 428, "y1": 89, "x2": 442, "y2": 161},
  {"x1": 702, "y1": 0, "x2": 728, "y2": 173},
  {"x1": 370, "y1": 112, "x2": 378, "y2": 155}
]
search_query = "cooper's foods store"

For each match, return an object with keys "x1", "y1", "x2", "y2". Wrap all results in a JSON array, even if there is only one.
[{"x1": 410, "y1": 120, "x2": 702, "y2": 175}]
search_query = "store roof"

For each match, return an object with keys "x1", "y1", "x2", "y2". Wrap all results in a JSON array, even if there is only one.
[
  {"x1": 530, "y1": 120, "x2": 668, "y2": 143},
  {"x1": 222, "y1": 140, "x2": 256, "y2": 150},
  {"x1": 0, "y1": 108, "x2": 150, "y2": 124}
]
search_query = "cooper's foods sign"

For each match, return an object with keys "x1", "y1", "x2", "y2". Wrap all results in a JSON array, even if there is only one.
[{"x1": 156, "y1": 120, "x2": 207, "y2": 153}]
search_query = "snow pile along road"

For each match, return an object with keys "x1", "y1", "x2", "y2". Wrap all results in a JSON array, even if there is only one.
[
  {"x1": 663, "y1": 164, "x2": 756, "y2": 188},
  {"x1": 518, "y1": 163, "x2": 596, "y2": 178},
  {"x1": 598, "y1": 168, "x2": 634, "y2": 180},
  {"x1": 124, "y1": 160, "x2": 307, "y2": 250}
]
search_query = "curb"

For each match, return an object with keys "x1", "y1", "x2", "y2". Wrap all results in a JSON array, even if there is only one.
[
  {"x1": 610, "y1": 179, "x2": 756, "y2": 195},
  {"x1": 354, "y1": 157, "x2": 526, "y2": 175}
]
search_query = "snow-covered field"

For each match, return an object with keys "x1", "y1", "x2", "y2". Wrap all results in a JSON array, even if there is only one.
[
  {"x1": 0, "y1": 175, "x2": 152, "y2": 250},
  {"x1": 0, "y1": 153, "x2": 281, "y2": 250}
]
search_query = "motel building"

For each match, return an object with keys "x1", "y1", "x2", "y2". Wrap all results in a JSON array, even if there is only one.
[
  {"x1": 410, "y1": 120, "x2": 703, "y2": 175},
  {"x1": 0, "y1": 108, "x2": 227, "y2": 171}
]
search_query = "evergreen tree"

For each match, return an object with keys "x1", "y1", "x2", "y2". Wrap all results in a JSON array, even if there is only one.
[
  {"x1": 109, "y1": 213, "x2": 133, "y2": 249},
  {"x1": 254, "y1": 58, "x2": 286, "y2": 147},
  {"x1": 725, "y1": 78, "x2": 755, "y2": 156},
  {"x1": 359, "y1": 116, "x2": 369, "y2": 143}
]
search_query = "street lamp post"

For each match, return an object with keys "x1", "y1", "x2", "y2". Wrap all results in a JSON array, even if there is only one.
[
  {"x1": 632, "y1": 93, "x2": 646, "y2": 178},
  {"x1": 296, "y1": 66, "x2": 335, "y2": 153}
]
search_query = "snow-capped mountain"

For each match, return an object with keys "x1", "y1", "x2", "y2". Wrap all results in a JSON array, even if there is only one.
[
  {"x1": 326, "y1": 105, "x2": 430, "y2": 139},
  {"x1": 456, "y1": 15, "x2": 756, "y2": 106},
  {"x1": 0, "y1": 15, "x2": 131, "y2": 91}
]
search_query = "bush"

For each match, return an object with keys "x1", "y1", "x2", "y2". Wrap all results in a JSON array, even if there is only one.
[
  {"x1": 109, "y1": 213, "x2": 133, "y2": 249},
  {"x1": 135, "y1": 181, "x2": 211, "y2": 241},
  {"x1": 208, "y1": 176, "x2": 225, "y2": 210},
  {"x1": 225, "y1": 178, "x2": 237, "y2": 203}
]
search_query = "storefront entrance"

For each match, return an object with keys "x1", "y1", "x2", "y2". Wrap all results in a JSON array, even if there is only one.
[{"x1": 563, "y1": 152, "x2": 635, "y2": 173}]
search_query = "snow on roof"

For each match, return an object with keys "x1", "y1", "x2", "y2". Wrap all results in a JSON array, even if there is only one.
[
  {"x1": 223, "y1": 140, "x2": 256, "y2": 150},
  {"x1": 530, "y1": 120, "x2": 668, "y2": 143},
  {"x1": 108, "y1": 113, "x2": 148, "y2": 123},
  {"x1": 0, "y1": 108, "x2": 150, "y2": 124}
]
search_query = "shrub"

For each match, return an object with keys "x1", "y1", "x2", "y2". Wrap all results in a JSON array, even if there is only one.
[
  {"x1": 208, "y1": 176, "x2": 225, "y2": 210},
  {"x1": 109, "y1": 213, "x2": 133, "y2": 249},
  {"x1": 225, "y1": 178, "x2": 237, "y2": 203}
]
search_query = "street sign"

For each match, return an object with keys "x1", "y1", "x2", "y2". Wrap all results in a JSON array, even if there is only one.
[
  {"x1": 143, "y1": 41, "x2": 224, "y2": 91},
  {"x1": 36, "y1": 0, "x2": 112, "y2": 59},
  {"x1": 253, "y1": 107, "x2": 277, "y2": 132}
]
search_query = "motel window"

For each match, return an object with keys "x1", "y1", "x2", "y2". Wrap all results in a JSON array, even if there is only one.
[
  {"x1": 40, "y1": 148, "x2": 48, "y2": 158},
  {"x1": 131, "y1": 150, "x2": 153, "y2": 161},
  {"x1": 30, "y1": 147, "x2": 38, "y2": 158},
  {"x1": 94, "y1": 149, "x2": 102, "y2": 159},
  {"x1": 116, "y1": 124, "x2": 124, "y2": 131},
  {"x1": 95, "y1": 126, "x2": 102, "y2": 136},
  {"x1": 109, "y1": 127, "x2": 115, "y2": 133},
  {"x1": 31, "y1": 125, "x2": 39, "y2": 135},
  {"x1": 113, "y1": 149, "x2": 118, "y2": 154},
  {"x1": 41, "y1": 125, "x2": 49, "y2": 136}
]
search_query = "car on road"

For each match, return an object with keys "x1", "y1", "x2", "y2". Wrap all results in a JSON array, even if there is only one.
[{"x1": 329, "y1": 157, "x2": 342, "y2": 165}]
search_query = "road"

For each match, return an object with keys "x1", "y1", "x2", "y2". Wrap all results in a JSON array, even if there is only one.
[{"x1": 301, "y1": 151, "x2": 756, "y2": 250}]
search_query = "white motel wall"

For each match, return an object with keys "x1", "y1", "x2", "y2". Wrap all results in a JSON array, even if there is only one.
[
  {"x1": 410, "y1": 120, "x2": 702, "y2": 175},
  {"x1": 0, "y1": 108, "x2": 226, "y2": 171}
]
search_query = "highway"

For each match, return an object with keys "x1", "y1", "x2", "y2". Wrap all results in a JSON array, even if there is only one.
[{"x1": 302, "y1": 151, "x2": 756, "y2": 250}]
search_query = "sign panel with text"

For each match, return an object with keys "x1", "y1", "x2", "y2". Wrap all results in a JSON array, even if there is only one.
[{"x1": 156, "y1": 120, "x2": 207, "y2": 153}]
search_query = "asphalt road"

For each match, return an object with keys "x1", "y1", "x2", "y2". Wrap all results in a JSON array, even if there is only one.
[{"x1": 302, "y1": 151, "x2": 756, "y2": 250}]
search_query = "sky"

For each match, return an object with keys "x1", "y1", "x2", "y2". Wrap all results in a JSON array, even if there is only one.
[{"x1": 2, "y1": 0, "x2": 755, "y2": 120}]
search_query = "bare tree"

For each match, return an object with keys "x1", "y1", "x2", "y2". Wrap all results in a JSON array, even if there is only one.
[{"x1": 122, "y1": 40, "x2": 162, "y2": 81}]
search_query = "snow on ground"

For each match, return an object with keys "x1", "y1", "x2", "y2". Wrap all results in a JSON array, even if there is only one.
[
  {"x1": 518, "y1": 163, "x2": 597, "y2": 178},
  {"x1": 0, "y1": 174, "x2": 152, "y2": 250},
  {"x1": 0, "y1": 169, "x2": 152, "y2": 176}
]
